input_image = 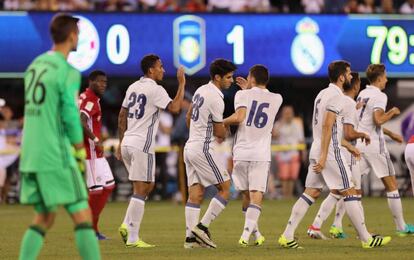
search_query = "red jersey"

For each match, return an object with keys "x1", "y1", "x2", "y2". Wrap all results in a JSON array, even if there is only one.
[
  {"x1": 409, "y1": 135, "x2": 414, "y2": 144},
  {"x1": 79, "y1": 88, "x2": 103, "y2": 159}
]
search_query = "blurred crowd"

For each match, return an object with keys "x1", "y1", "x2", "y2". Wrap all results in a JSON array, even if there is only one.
[{"x1": 0, "y1": 0, "x2": 413, "y2": 14}]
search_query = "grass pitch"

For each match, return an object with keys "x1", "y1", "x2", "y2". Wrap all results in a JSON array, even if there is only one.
[{"x1": 1, "y1": 198, "x2": 414, "y2": 260}]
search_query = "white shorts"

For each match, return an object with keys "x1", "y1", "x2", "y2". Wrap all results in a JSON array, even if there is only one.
[
  {"x1": 85, "y1": 157, "x2": 115, "y2": 191},
  {"x1": 359, "y1": 152, "x2": 395, "y2": 179},
  {"x1": 184, "y1": 147, "x2": 230, "y2": 187},
  {"x1": 232, "y1": 161, "x2": 270, "y2": 193},
  {"x1": 305, "y1": 157, "x2": 354, "y2": 191},
  {"x1": 121, "y1": 145, "x2": 155, "y2": 182}
]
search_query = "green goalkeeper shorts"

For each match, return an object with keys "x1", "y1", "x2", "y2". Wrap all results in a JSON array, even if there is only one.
[{"x1": 20, "y1": 166, "x2": 88, "y2": 211}]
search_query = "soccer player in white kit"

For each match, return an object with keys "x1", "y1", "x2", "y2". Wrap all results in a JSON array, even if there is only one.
[
  {"x1": 223, "y1": 65, "x2": 282, "y2": 247},
  {"x1": 278, "y1": 61, "x2": 391, "y2": 249},
  {"x1": 355, "y1": 64, "x2": 414, "y2": 236},
  {"x1": 183, "y1": 59, "x2": 236, "y2": 249},
  {"x1": 116, "y1": 54, "x2": 186, "y2": 248},
  {"x1": 306, "y1": 72, "x2": 371, "y2": 239}
]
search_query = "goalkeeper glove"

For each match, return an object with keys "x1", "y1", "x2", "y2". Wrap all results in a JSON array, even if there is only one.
[{"x1": 72, "y1": 147, "x2": 86, "y2": 174}]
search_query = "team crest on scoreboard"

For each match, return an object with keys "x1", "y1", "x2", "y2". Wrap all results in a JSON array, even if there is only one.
[
  {"x1": 173, "y1": 15, "x2": 206, "y2": 75},
  {"x1": 68, "y1": 15, "x2": 100, "y2": 72},
  {"x1": 291, "y1": 17, "x2": 325, "y2": 75}
]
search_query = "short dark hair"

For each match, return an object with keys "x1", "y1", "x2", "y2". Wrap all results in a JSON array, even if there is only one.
[
  {"x1": 88, "y1": 70, "x2": 106, "y2": 81},
  {"x1": 350, "y1": 72, "x2": 360, "y2": 86},
  {"x1": 328, "y1": 60, "x2": 351, "y2": 83},
  {"x1": 49, "y1": 13, "x2": 79, "y2": 44},
  {"x1": 141, "y1": 54, "x2": 160, "y2": 75},
  {"x1": 366, "y1": 64, "x2": 385, "y2": 84},
  {"x1": 249, "y1": 65, "x2": 269, "y2": 86},
  {"x1": 209, "y1": 59, "x2": 237, "y2": 80}
]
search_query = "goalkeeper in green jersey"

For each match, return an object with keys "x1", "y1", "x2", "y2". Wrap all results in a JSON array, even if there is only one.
[{"x1": 18, "y1": 13, "x2": 100, "y2": 260}]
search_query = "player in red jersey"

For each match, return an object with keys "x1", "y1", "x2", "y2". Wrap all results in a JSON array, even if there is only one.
[{"x1": 79, "y1": 70, "x2": 115, "y2": 240}]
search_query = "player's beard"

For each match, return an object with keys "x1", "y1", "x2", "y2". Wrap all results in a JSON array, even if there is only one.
[{"x1": 343, "y1": 78, "x2": 352, "y2": 91}]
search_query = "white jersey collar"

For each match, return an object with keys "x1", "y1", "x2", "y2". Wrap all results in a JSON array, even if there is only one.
[
  {"x1": 140, "y1": 76, "x2": 157, "y2": 85},
  {"x1": 252, "y1": 86, "x2": 269, "y2": 92},
  {"x1": 208, "y1": 81, "x2": 224, "y2": 99},
  {"x1": 366, "y1": 85, "x2": 382, "y2": 92},
  {"x1": 328, "y1": 83, "x2": 344, "y2": 95}
]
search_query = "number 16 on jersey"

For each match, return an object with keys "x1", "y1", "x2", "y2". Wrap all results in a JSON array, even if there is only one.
[{"x1": 246, "y1": 100, "x2": 269, "y2": 128}]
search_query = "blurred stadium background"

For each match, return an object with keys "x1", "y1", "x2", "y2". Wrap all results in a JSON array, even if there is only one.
[{"x1": 1, "y1": 1, "x2": 414, "y2": 258}]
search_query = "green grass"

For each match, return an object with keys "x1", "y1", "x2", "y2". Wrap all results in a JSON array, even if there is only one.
[{"x1": 1, "y1": 198, "x2": 414, "y2": 260}]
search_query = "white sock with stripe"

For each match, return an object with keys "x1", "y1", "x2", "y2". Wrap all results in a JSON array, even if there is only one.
[
  {"x1": 243, "y1": 207, "x2": 262, "y2": 240},
  {"x1": 200, "y1": 195, "x2": 227, "y2": 227},
  {"x1": 312, "y1": 193, "x2": 341, "y2": 229},
  {"x1": 332, "y1": 198, "x2": 345, "y2": 229},
  {"x1": 126, "y1": 195, "x2": 146, "y2": 244},
  {"x1": 387, "y1": 190, "x2": 406, "y2": 231},
  {"x1": 185, "y1": 202, "x2": 200, "y2": 238},
  {"x1": 283, "y1": 193, "x2": 315, "y2": 240},
  {"x1": 344, "y1": 196, "x2": 370, "y2": 242},
  {"x1": 241, "y1": 204, "x2": 262, "y2": 241}
]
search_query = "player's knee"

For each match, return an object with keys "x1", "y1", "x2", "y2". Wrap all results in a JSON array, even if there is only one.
[
  {"x1": 304, "y1": 188, "x2": 321, "y2": 199},
  {"x1": 188, "y1": 192, "x2": 203, "y2": 204},
  {"x1": 382, "y1": 176, "x2": 398, "y2": 191}
]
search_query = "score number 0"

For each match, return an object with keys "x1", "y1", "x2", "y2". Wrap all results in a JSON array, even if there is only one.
[{"x1": 367, "y1": 25, "x2": 414, "y2": 65}]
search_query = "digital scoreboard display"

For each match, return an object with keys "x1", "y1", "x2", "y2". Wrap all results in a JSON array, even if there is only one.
[{"x1": 0, "y1": 12, "x2": 413, "y2": 77}]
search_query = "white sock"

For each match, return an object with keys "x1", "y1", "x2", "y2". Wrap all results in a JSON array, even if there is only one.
[
  {"x1": 283, "y1": 193, "x2": 315, "y2": 240},
  {"x1": 185, "y1": 202, "x2": 200, "y2": 238},
  {"x1": 344, "y1": 196, "x2": 370, "y2": 242},
  {"x1": 312, "y1": 193, "x2": 340, "y2": 229},
  {"x1": 333, "y1": 198, "x2": 345, "y2": 229},
  {"x1": 243, "y1": 207, "x2": 262, "y2": 239},
  {"x1": 356, "y1": 195, "x2": 365, "y2": 219},
  {"x1": 387, "y1": 190, "x2": 406, "y2": 231},
  {"x1": 200, "y1": 195, "x2": 227, "y2": 227},
  {"x1": 126, "y1": 195, "x2": 145, "y2": 243},
  {"x1": 241, "y1": 204, "x2": 262, "y2": 241}
]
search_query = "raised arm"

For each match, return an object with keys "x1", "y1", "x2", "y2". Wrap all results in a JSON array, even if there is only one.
[{"x1": 166, "y1": 67, "x2": 186, "y2": 114}]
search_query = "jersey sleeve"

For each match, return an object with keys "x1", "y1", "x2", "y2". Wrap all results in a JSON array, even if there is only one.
[
  {"x1": 326, "y1": 96, "x2": 343, "y2": 115},
  {"x1": 211, "y1": 96, "x2": 225, "y2": 123},
  {"x1": 121, "y1": 87, "x2": 131, "y2": 109},
  {"x1": 61, "y1": 67, "x2": 83, "y2": 144},
  {"x1": 153, "y1": 85, "x2": 172, "y2": 109},
  {"x1": 343, "y1": 102, "x2": 357, "y2": 127},
  {"x1": 234, "y1": 90, "x2": 247, "y2": 110},
  {"x1": 373, "y1": 93, "x2": 387, "y2": 111},
  {"x1": 79, "y1": 95, "x2": 98, "y2": 118}
]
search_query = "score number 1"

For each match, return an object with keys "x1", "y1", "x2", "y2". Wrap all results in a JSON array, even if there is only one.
[
  {"x1": 227, "y1": 25, "x2": 244, "y2": 65},
  {"x1": 367, "y1": 25, "x2": 414, "y2": 65}
]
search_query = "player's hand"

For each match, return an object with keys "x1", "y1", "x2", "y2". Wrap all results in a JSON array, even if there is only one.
[
  {"x1": 95, "y1": 140, "x2": 104, "y2": 151},
  {"x1": 177, "y1": 66, "x2": 186, "y2": 87},
  {"x1": 361, "y1": 133, "x2": 371, "y2": 145},
  {"x1": 313, "y1": 158, "x2": 326, "y2": 174},
  {"x1": 115, "y1": 144, "x2": 122, "y2": 161},
  {"x1": 391, "y1": 107, "x2": 401, "y2": 116},
  {"x1": 72, "y1": 146, "x2": 86, "y2": 173},
  {"x1": 390, "y1": 133, "x2": 404, "y2": 144},
  {"x1": 236, "y1": 77, "x2": 248, "y2": 89},
  {"x1": 348, "y1": 146, "x2": 361, "y2": 160}
]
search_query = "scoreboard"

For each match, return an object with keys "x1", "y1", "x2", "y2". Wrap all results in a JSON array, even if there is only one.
[{"x1": 0, "y1": 12, "x2": 414, "y2": 77}]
